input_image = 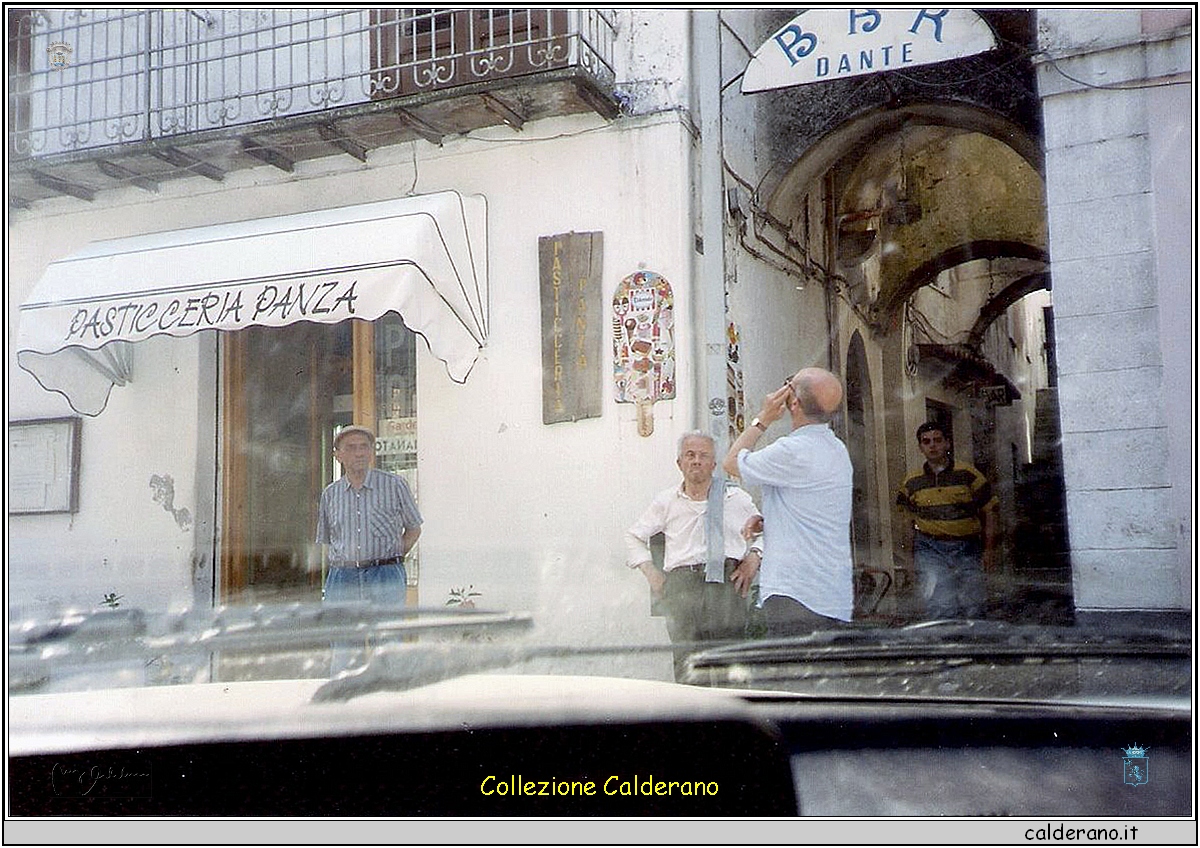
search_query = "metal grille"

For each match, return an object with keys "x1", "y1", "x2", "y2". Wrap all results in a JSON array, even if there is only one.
[{"x1": 10, "y1": 8, "x2": 617, "y2": 157}]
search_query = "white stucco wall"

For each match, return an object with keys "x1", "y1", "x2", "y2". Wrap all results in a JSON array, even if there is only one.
[
  {"x1": 9, "y1": 198, "x2": 218, "y2": 611},
  {"x1": 8, "y1": 335, "x2": 206, "y2": 611},
  {"x1": 1036, "y1": 10, "x2": 1191, "y2": 611},
  {"x1": 403, "y1": 113, "x2": 701, "y2": 651}
]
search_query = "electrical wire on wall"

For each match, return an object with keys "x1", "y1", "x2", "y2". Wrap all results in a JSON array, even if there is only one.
[
  {"x1": 725, "y1": 150, "x2": 882, "y2": 330},
  {"x1": 1035, "y1": 47, "x2": 1191, "y2": 91},
  {"x1": 406, "y1": 140, "x2": 419, "y2": 195},
  {"x1": 888, "y1": 35, "x2": 1191, "y2": 93},
  {"x1": 905, "y1": 301, "x2": 959, "y2": 346}
]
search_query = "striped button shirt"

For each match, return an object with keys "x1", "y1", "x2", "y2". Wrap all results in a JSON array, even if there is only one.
[
  {"x1": 316, "y1": 469, "x2": 422, "y2": 565},
  {"x1": 896, "y1": 461, "x2": 997, "y2": 540}
]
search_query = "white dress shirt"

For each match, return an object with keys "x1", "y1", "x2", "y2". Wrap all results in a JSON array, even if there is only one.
[{"x1": 626, "y1": 482, "x2": 759, "y2": 572}]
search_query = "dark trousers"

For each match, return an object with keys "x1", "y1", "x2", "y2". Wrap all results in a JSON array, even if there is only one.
[
  {"x1": 763, "y1": 595, "x2": 844, "y2": 639},
  {"x1": 663, "y1": 558, "x2": 749, "y2": 681}
]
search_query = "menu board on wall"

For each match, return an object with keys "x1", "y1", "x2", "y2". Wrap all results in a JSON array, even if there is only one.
[
  {"x1": 9, "y1": 418, "x2": 81, "y2": 514},
  {"x1": 539, "y1": 232, "x2": 604, "y2": 424}
]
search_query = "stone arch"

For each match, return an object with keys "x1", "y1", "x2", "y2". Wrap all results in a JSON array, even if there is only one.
[
  {"x1": 877, "y1": 243, "x2": 1050, "y2": 332},
  {"x1": 764, "y1": 102, "x2": 1048, "y2": 337},
  {"x1": 966, "y1": 271, "x2": 1052, "y2": 348},
  {"x1": 763, "y1": 100, "x2": 1043, "y2": 226}
]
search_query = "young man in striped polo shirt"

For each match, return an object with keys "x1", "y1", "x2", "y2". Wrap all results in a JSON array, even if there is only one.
[{"x1": 896, "y1": 421, "x2": 998, "y2": 620}]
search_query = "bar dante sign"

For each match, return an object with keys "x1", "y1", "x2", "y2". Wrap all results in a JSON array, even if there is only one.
[
  {"x1": 742, "y1": 8, "x2": 997, "y2": 92},
  {"x1": 539, "y1": 232, "x2": 603, "y2": 424}
]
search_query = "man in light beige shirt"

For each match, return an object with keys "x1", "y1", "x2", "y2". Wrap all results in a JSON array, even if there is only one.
[{"x1": 627, "y1": 431, "x2": 761, "y2": 680}]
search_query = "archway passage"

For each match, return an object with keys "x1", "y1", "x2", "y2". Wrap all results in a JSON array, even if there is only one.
[
  {"x1": 765, "y1": 100, "x2": 1072, "y2": 622},
  {"x1": 828, "y1": 124, "x2": 1049, "y2": 330}
]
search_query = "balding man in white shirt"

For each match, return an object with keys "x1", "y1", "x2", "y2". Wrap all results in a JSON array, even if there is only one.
[{"x1": 723, "y1": 368, "x2": 853, "y2": 638}]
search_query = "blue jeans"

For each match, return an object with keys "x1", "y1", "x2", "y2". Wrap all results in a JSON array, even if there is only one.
[
  {"x1": 323, "y1": 562, "x2": 407, "y2": 604},
  {"x1": 323, "y1": 563, "x2": 406, "y2": 674},
  {"x1": 913, "y1": 534, "x2": 984, "y2": 620}
]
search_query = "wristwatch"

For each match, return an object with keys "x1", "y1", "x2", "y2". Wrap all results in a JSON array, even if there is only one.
[{"x1": 750, "y1": 417, "x2": 766, "y2": 431}]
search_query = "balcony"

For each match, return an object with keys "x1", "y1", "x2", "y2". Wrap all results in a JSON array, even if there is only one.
[{"x1": 8, "y1": 8, "x2": 619, "y2": 207}]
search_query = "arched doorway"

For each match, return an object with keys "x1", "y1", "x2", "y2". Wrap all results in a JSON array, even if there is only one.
[{"x1": 762, "y1": 101, "x2": 1072, "y2": 621}]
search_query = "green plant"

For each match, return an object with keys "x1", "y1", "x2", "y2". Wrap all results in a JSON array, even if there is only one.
[
  {"x1": 101, "y1": 592, "x2": 123, "y2": 609},
  {"x1": 445, "y1": 585, "x2": 482, "y2": 609}
]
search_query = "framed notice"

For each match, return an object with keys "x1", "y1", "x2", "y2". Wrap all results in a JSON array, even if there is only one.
[{"x1": 9, "y1": 417, "x2": 81, "y2": 514}]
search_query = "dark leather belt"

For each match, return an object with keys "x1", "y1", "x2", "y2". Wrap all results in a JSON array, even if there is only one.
[
  {"x1": 669, "y1": 558, "x2": 740, "y2": 574},
  {"x1": 333, "y1": 555, "x2": 404, "y2": 569}
]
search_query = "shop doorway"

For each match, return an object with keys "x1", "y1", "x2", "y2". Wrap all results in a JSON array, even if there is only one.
[{"x1": 219, "y1": 315, "x2": 417, "y2": 604}]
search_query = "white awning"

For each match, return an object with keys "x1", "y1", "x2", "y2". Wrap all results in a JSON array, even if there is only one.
[{"x1": 16, "y1": 191, "x2": 488, "y2": 415}]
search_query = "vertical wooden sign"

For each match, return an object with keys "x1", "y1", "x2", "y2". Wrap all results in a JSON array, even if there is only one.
[{"x1": 539, "y1": 232, "x2": 603, "y2": 424}]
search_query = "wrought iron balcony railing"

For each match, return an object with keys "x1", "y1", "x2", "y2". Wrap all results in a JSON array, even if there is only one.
[{"x1": 9, "y1": 8, "x2": 618, "y2": 159}]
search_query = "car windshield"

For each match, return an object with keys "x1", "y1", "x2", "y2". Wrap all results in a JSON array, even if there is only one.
[{"x1": 6, "y1": 6, "x2": 1193, "y2": 842}]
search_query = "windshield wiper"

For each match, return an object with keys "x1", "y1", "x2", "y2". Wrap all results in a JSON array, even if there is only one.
[
  {"x1": 689, "y1": 620, "x2": 1189, "y2": 662},
  {"x1": 10, "y1": 603, "x2": 753, "y2": 698},
  {"x1": 310, "y1": 641, "x2": 691, "y2": 702},
  {"x1": 9, "y1": 604, "x2": 534, "y2": 692},
  {"x1": 681, "y1": 621, "x2": 1191, "y2": 690}
]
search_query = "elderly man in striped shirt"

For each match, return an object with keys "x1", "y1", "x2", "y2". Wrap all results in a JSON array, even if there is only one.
[{"x1": 317, "y1": 424, "x2": 422, "y2": 606}]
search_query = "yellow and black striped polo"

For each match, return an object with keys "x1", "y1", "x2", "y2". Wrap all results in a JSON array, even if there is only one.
[{"x1": 896, "y1": 461, "x2": 997, "y2": 540}]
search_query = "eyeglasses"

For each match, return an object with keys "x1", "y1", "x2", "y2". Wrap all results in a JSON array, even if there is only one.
[{"x1": 782, "y1": 375, "x2": 795, "y2": 395}]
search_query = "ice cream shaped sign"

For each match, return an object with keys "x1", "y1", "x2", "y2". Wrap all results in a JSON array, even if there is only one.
[{"x1": 613, "y1": 270, "x2": 675, "y2": 436}]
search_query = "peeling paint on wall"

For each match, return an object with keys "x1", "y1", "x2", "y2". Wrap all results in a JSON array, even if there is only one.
[{"x1": 150, "y1": 474, "x2": 192, "y2": 531}]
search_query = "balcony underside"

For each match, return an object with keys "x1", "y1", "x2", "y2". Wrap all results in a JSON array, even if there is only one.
[{"x1": 9, "y1": 70, "x2": 619, "y2": 208}]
